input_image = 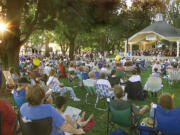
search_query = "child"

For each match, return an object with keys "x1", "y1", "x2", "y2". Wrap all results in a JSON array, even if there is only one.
[{"x1": 55, "y1": 96, "x2": 94, "y2": 129}]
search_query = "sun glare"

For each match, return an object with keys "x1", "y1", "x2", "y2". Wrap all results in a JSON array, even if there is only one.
[{"x1": 0, "y1": 22, "x2": 7, "y2": 32}]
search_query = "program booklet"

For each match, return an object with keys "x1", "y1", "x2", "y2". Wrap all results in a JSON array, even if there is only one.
[{"x1": 64, "y1": 106, "x2": 81, "y2": 120}]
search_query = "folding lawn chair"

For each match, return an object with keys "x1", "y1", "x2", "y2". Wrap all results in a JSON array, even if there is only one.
[
  {"x1": 83, "y1": 79, "x2": 96, "y2": 104},
  {"x1": 145, "y1": 77, "x2": 163, "y2": 94},
  {"x1": 95, "y1": 84, "x2": 113, "y2": 111},
  {"x1": 107, "y1": 100, "x2": 139, "y2": 135},
  {"x1": 155, "y1": 104, "x2": 180, "y2": 135},
  {"x1": 19, "y1": 115, "x2": 52, "y2": 135}
]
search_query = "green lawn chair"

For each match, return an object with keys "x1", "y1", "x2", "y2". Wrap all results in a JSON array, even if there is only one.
[
  {"x1": 83, "y1": 80, "x2": 96, "y2": 104},
  {"x1": 107, "y1": 101, "x2": 136, "y2": 135},
  {"x1": 84, "y1": 86, "x2": 96, "y2": 104}
]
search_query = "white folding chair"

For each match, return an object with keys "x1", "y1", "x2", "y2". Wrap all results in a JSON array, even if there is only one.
[{"x1": 146, "y1": 77, "x2": 163, "y2": 93}]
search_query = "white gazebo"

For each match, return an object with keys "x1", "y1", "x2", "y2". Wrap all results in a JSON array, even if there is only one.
[{"x1": 126, "y1": 21, "x2": 180, "y2": 57}]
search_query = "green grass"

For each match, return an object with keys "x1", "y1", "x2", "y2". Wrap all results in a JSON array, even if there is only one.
[
  {"x1": 4, "y1": 67, "x2": 180, "y2": 135},
  {"x1": 60, "y1": 67, "x2": 180, "y2": 135}
]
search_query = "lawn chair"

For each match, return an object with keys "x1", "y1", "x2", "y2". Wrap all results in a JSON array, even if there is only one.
[
  {"x1": 19, "y1": 115, "x2": 52, "y2": 135},
  {"x1": 76, "y1": 71, "x2": 83, "y2": 86},
  {"x1": 145, "y1": 77, "x2": 163, "y2": 94},
  {"x1": 107, "y1": 100, "x2": 137, "y2": 135},
  {"x1": 13, "y1": 89, "x2": 27, "y2": 109},
  {"x1": 155, "y1": 104, "x2": 180, "y2": 135},
  {"x1": 83, "y1": 79, "x2": 96, "y2": 104},
  {"x1": 168, "y1": 70, "x2": 180, "y2": 86},
  {"x1": 96, "y1": 84, "x2": 114, "y2": 111},
  {"x1": 82, "y1": 72, "x2": 89, "y2": 80},
  {"x1": 95, "y1": 72, "x2": 99, "y2": 79}
]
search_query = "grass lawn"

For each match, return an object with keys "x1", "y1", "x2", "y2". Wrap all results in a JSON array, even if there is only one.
[{"x1": 2, "y1": 67, "x2": 180, "y2": 135}]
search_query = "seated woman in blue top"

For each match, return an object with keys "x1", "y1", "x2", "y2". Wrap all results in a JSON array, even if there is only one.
[
  {"x1": 12, "y1": 77, "x2": 29, "y2": 108},
  {"x1": 20, "y1": 84, "x2": 85, "y2": 135}
]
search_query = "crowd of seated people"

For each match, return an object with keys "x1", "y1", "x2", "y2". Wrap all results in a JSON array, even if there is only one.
[{"x1": 0, "y1": 53, "x2": 180, "y2": 135}]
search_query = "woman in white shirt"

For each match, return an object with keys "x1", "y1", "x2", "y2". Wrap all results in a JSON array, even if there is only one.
[{"x1": 96, "y1": 72, "x2": 114, "y2": 98}]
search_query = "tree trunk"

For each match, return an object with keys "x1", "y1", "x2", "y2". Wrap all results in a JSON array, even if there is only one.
[
  {"x1": 0, "y1": 0, "x2": 23, "y2": 72},
  {"x1": 45, "y1": 42, "x2": 50, "y2": 57},
  {"x1": 69, "y1": 38, "x2": 75, "y2": 60},
  {"x1": 0, "y1": 45, "x2": 20, "y2": 71},
  {"x1": 60, "y1": 43, "x2": 69, "y2": 56}
]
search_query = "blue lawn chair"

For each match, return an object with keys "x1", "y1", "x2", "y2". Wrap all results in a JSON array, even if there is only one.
[
  {"x1": 13, "y1": 89, "x2": 27, "y2": 108},
  {"x1": 82, "y1": 72, "x2": 89, "y2": 80},
  {"x1": 140, "y1": 60, "x2": 145, "y2": 69},
  {"x1": 95, "y1": 72, "x2": 99, "y2": 79},
  {"x1": 156, "y1": 104, "x2": 180, "y2": 135}
]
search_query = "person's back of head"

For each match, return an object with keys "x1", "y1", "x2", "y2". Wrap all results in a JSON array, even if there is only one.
[
  {"x1": 17, "y1": 77, "x2": 30, "y2": 89},
  {"x1": 154, "y1": 68, "x2": 158, "y2": 73},
  {"x1": 131, "y1": 69, "x2": 137, "y2": 75},
  {"x1": 99, "y1": 72, "x2": 106, "y2": 79},
  {"x1": 89, "y1": 71, "x2": 95, "y2": 79},
  {"x1": 114, "y1": 85, "x2": 124, "y2": 99},
  {"x1": 158, "y1": 93, "x2": 173, "y2": 110},
  {"x1": 55, "y1": 96, "x2": 67, "y2": 110},
  {"x1": 111, "y1": 69, "x2": 116, "y2": 76},
  {"x1": 26, "y1": 84, "x2": 45, "y2": 106}
]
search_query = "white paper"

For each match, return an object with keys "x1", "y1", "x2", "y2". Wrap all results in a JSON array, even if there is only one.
[{"x1": 64, "y1": 106, "x2": 81, "y2": 120}]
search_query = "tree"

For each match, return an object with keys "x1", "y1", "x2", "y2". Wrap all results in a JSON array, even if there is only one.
[
  {"x1": 0, "y1": 0, "x2": 59, "y2": 71},
  {"x1": 164, "y1": 0, "x2": 180, "y2": 28}
]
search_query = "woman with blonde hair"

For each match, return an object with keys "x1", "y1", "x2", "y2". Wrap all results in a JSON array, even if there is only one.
[
  {"x1": 150, "y1": 93, "x2": 174, "y2": 128},
  {"x1": 20, "y1": 84, "x2": 85, "y2": 135},
  {"x1": 157, "y1": 93, "x2": 173, "y2": 109}
]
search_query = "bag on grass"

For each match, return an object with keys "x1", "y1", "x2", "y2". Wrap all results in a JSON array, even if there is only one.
[{"x1": 138, "y1": 124, "x2": 157, "y2": 135}]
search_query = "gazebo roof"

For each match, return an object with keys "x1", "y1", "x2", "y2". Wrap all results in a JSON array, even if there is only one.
[{"x1": 129, "y1": 21, "x2": 180, "y2": 44}]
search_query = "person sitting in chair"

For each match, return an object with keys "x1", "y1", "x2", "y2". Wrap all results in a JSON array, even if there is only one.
[
  {"x1": 20, "y1": 84, "x2": 85, "y2": 135},
  {"x1": 168, "y1": 62, "x2": 180, "y2": 82},
  {"x1": 125, "y1": 70, "x2": 144, "y2": 100},
  {"x1": 108, "y1": 69, "x2": 121, "y2": 87},
  {"x1": 55, "y1": 96, "x2": 94, "y2": 130},
  {"x1": 96, "y1": 72, "x2": 114, "y2": 98},
  {"x1": 150, "y1": 68, "x2": 160, "y2": 77},
  {"x1": 85, "y1": 71, "x2": 97, "y2": 87},
  {"x1": 12, "y1": 77, "x2": 30, "y2": 108},
  {"x1": 110, "y1": 85, "x2": 149, "y2": 125},
  {"x1": 46, "y1": 69, "x2": 80, "y2": 102},
  {"x1": 150, "y1": 93, "x2": 174, "y2": 128}
]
